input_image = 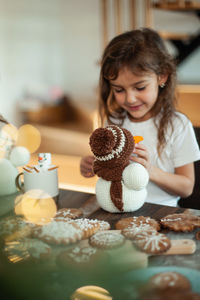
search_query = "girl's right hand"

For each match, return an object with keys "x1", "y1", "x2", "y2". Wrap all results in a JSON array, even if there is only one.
[{"x1": 80, "y1": 155, "x2": 95, "y2": 178}]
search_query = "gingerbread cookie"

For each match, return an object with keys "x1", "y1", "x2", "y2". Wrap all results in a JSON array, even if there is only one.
[
  {"x1": 196, "y1": 231, "x2": 200, "y2": 240},
  {"x1": 0, "y1": 216, "x2": 33, "y2": 240},
  {"x1": 147, "y1": 271, "x2": 191, "y2": 291},
  {"x1": 88, "y1": 219, "x2": 111, "y2": 231},
  {"x1": 69, "y1": 218, "x2": 100, "y2": 239},
  {"x1": 57, "y1": 245, "x2": 100, "y2": 267},
  {"x1": 4, "y1": 238, "x2": 51, "y2": 262},
  {"x1": 54, "y1": 208, "x2": 83, "y2": 222},
  {"x1": 33, "y1": 220, "x2": 83, "y2": 245},
  {"x1": 122, "y1": 224, "x2": 157, "y2": 239},
  {"x1": 89, "y1": 231, "x2": 125, "y2": 249},
  {"x1": 160, "y1": 213, "x2": 200, "y2": 232},
  {"x1": 132, "y1": 230, "x2": 171, "y2": 254},
  {"x1": 115, "y1": 216, "x2": 160, "y2": 231}
]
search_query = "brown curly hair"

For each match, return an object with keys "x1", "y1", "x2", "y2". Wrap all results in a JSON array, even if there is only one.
[{"x1": 99, "y1": 28, "x2": 177, "y2": 156}]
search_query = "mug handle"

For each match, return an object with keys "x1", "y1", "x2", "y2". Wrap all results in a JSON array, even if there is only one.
[{"x1": 15, "y1": 172, "x2": 25, "y2": 193}]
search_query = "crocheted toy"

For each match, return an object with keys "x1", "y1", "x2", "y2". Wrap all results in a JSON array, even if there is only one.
[
  {"x1": 89, "y1": 125, "x2": 149, "y2": 213},
  {"x1": 0, "y1": 122, "x2": 30, "y2": 196}
]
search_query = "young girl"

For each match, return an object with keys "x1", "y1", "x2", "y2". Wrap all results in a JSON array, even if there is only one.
[{"x1": 80, "y1": 28, "x2": 200, "y2": 207}]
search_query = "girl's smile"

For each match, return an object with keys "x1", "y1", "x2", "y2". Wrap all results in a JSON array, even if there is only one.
[{"x1": 110, "y1": 67, "x2": 162, "y2": 122}]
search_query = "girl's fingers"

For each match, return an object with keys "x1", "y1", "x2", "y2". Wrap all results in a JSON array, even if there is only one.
[
  {"x1": 131, "y1": 144, "x2": 150, "y2": 169},
  {"x1": 80, "y1": 156, "x2": 95, "y2": 177},
  {"x1": 133, "y1": 146, "x2": 149, "y2": 160},
  {"x1": 130, "y1": 156, "x2": 148, "y2": 168}
]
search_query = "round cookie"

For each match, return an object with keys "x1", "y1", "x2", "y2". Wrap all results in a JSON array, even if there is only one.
[
  {"x1": 160, "y1": 213, "x2": 200, "y2": 232},
  {"x1": 89, "y1": 231, "x2": 125, "y2": 249},
  {"x1": 4, "y1": 238, "x2": 51, "y2": 263},
  {"x1": 33, "y1": 220, "x2": 83, "y2": 245},
  {"x1": 57, "y1": 245, "x2": 101, "y2": 268},
  {"x1": 115, "y1": 216, "x2": 160, "y2": 231},
  {"x1": 132, "y1": 230, "x2": 171, "y2": 254},
  {"x1": 0, "y1": 216, "x2": 33, "y2": 241},
  {"x1": 147, "y1": 271, "x2": 191, "y2": 291},
  {"x1": 196, "y1": 231, "x2": 200, "y2": 240},
  {"x1": 88, "y1": 219, "x2": 111, "y2": 231},
  {"x1": 69, "y1": 218, "x2": 100, "y2": 239},
  {"x1": 54, "y1": 208, "x2": 83, "y2": 222},
  {"x1": 70, "y1": 285, "x2": 112, "y2": 300},
  {"x1": 122, "y1": 224, "x2": 157, "y2": 239}
]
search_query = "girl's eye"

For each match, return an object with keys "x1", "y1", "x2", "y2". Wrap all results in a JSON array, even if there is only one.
[
  {"x1": 136, "y1": 86, "x2": 145, "y2": 91},
  {"x1": 114, "y1": 88, "x2": 124, "y2": 93}
]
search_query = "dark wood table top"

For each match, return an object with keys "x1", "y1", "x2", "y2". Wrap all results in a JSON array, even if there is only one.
[{"x1": 58, "y1": 189, "x2": 186, "y2": 228}]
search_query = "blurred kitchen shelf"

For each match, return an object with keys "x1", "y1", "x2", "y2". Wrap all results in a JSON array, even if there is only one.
[
  {"x1": 176, "y1": 84, "x2": 200, "y2": 127},
  {"x1": 146, "y1": 0, "x2": 200, "y2": 65},
  {"x1": 19, "y1": 98, "x2": 98, "y2": 157}
]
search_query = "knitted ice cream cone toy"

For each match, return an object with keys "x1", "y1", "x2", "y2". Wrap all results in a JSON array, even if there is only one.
[{"x1": 89, "y1": 125, "x2": 149, "y2": 213}]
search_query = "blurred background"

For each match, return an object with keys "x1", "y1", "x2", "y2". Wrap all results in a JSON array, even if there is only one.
[{"x1": 0, "y1": 0, "x2": 200, "y2": 157}]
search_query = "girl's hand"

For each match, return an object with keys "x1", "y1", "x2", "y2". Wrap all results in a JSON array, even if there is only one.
[
  {"x1": 80, "y1": 155, "x2": 95, "y2": 178},
  {"x1": 129, "y1": 144, "x2": 151, "y2": 173}
]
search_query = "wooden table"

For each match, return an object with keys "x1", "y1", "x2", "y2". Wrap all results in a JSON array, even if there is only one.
[{"x1": 58, "y1": 189, "x2": 200, "y2": 270}]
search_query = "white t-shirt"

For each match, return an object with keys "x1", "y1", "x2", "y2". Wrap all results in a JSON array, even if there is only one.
[{"x1": 118, "y1": 112, "x2": 200, "y2": 207}]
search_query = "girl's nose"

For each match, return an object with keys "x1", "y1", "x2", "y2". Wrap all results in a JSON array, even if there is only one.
[{"x1": 126, "y1": 91, "x2": 137, "y2": 104}]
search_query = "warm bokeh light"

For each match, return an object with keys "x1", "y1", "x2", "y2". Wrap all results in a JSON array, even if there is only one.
[
  {"x1": 15, "y1": 189, "x2": 57, "y2": 225},
  {"x1": 1, "y1": 123, "x2": 18, "y2": 142},
  {"x1": 0, "y1": 124, "x2": 18, "y2": 159},
  {"x1": 16, "y1": 124, "x2": 41, "y2": 153},
  {"x1": 70, "y1": 285, "x2": 113, "y2": 300}
]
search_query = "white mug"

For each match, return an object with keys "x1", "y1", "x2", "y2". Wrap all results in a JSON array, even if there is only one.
[{"x1": 16, "y1": 167, "x2": 59, "y2": 198}]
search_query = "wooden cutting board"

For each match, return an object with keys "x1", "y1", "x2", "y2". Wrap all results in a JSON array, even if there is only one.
[{"x1": 162, "y1": 239, "x2": 196, "y2": 255}]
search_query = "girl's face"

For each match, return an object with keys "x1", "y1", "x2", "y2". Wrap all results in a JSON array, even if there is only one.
[{"x1": 110, "y1": 67, "x2": 163, "y2": 122}]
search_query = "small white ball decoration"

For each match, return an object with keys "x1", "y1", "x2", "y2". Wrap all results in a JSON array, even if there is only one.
[{"x1": 10, "y1": 146, "x2": 30, "y2": 167}]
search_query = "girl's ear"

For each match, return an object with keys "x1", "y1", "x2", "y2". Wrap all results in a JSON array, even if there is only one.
[{"x1": 158, "y1": 74, "x2": 168, "y2": 86}]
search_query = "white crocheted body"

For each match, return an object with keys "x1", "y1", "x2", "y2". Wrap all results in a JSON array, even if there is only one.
[
  {"x1": 122, "y1": 162, "x2": 149, "y2": 190},
  {"x1": 96, "y1": 182, "x2": 147, "y2": 213},
  {"x1": 95, "y1": 162, "x2": 149, "y2": 213}
]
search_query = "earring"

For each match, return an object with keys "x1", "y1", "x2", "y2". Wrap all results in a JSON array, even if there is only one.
[{"x1": 160, "y1": 83, "x2": 165, "y2": 88}]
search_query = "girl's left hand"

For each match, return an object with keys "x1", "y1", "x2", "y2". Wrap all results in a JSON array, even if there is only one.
[{"x1": 129, "y1": 144, "x2": 151, "y2": 172}]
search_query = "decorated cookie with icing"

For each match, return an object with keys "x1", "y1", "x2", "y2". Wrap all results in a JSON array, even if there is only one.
[
  {"x1": 132, "y1": 230, "x2": 171, "y2": 254},
  {"x1": 69, "y1": 218, "x2": 100, "y2": 239},
  {"x1": 92, "y1": 219, "x2": 111, "y2": 231},
  {"x1": 4, "y1": 238, "x2": 51, "y2": 262},
  {"x1": 57, "y1": 245, "x2": 102, "y2": 268},
  {"x1": 160, "y1": 213, "x2": 200, "y2": 232},
  {"x1": 54, "y1": 208, "x2": 83, "y2": 222},
  {"x1": 195, "y1": 231, "x2": 200, "y2": 240},
  {"x1": 33, "y1": 220, "x2": 83, "y2": 245},
  {"x1": 89, "y1": 231, "x2": 125, "y2": 249},
  {"x1": 122, "y1": 224, "x2": 157, "y2": 239},
  {"x1": 115, "y1": 216, "x2": 160, "y2": 231},
  {"x1": 147, "y1": 271, "x2": 191, "y2": 291},
  {"x1": 0, "y1": 216, "x2": 33, "y2": 240}
]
